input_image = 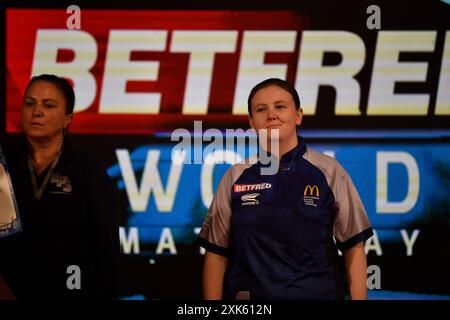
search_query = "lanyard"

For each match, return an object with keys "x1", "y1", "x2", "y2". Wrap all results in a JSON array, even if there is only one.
[{"x1": 27, "y1": 145, "x2": 63, "y2": 201}]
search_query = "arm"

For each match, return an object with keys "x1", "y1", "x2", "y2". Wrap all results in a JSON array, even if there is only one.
[
  {"x1": 343, "y1": 242, "x2": 367, "y2": 300},
  {"x1": 203, "y1": 251, "x2": 228, "y2": 300},
  {"x1": 84, "y1": 161, "x2": 121, "y2": 299}
]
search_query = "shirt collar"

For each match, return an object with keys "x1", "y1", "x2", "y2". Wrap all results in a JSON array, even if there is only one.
[{"x1": 280, "y1": 135, "x2": 306, "y2": 164}]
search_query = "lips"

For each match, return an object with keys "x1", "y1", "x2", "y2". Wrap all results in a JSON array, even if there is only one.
[
  {"x1": 30, "y1": 122, "x2": 44, "y2": 126},
  {"x1": 266, "y1": 124, "x2": 282, "y2": 129}
]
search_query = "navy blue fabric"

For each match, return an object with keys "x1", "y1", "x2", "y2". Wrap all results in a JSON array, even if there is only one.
[
  {"x1": 198, "y1": 136, "x2": 373, "y2": 300},
  {"x1": 225, "y1": 138, "x2": 340, "y2": 299}
]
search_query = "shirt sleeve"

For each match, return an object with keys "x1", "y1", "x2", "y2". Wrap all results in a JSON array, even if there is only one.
[
  {"x1": 82, "y1": 158, "x2": 121, "y2": 299},
  {"x1": 196, "y1": 167, "x2": 233, "y2": 257},
  {"x1": 333, "y1": 167, "x2": 373, "y2": 251}
]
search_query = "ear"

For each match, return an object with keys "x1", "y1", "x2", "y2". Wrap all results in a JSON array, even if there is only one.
[
  {"x1": 296, "y1": 108, "x2": 303, "y2": 126},
  {"x1": 248, "y1": 115, "x2": 255, "y2": 129},
  {"x1": 65, "y1": 113, "x2": 73, "y2": 129}
]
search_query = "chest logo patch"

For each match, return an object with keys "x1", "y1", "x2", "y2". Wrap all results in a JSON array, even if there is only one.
[
  {"x1": 50, "y1": 173, "x2": 72, "y2": 194},
  {"x1": 234, "y1": 183, "x2": 271, "y2": 193},
  {"x1": 303, "y1": 184, "x2": 319, "y2": 207},
  {"x1": 241, "y1": 193, "x2": 260, "y2": 206}
]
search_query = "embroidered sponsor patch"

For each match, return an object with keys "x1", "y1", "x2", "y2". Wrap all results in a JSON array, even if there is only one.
[
  {"x1": 303, "y1": 184, "x2": 319, "y2": 207},
  {"x1": 234, "y1": 183, "x2": 271, "y2": 193},
  {"x1": 241, "y1": 193, "x2": 260, "y2": 206},
  {"x1": 50, "y1": 173, "x2": 73, "y2": 194}
]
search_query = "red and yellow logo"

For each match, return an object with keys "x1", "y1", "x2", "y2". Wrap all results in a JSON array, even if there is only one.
[
  {"x1": 304, "y1": 185, "x2": 319, "y2": 197},
  {"x1": 303, "y1": 185, "x2": 319, "y2": 207}
]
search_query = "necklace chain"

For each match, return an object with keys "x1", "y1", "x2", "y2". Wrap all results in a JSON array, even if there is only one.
[{"x1": 28, "y1": 137, "x2": 65, "y2": 200}]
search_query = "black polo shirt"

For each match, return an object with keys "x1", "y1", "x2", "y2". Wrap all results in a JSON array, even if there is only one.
[{"x1": 0, "y1": 137, "x2": 120, "y2": 299}]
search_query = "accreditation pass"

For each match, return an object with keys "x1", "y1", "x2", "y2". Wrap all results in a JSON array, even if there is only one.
[{"x1": 0, "y1": 144, "x2": 22, "y2": 238}]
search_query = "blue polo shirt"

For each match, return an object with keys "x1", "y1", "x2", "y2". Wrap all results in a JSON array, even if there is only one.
[{"x1": 198, "y1": 136, "x2": 373, "y2": 300}]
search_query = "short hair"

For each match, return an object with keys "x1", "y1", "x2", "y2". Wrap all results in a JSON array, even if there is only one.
[
  {"x1": 247, "y1": 78, "x2": 301, "y2": 116},
  {"x1": 24, "y1": 74, "x2": 75, "y2": 114}
]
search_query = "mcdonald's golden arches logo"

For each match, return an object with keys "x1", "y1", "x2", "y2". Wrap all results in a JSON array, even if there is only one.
[
  {"x1": 304, "y1": 185, "x2": 319, "y2": 197},
  {"x1": 303, "y1": 184, "x2": 319, "y2": 207}
]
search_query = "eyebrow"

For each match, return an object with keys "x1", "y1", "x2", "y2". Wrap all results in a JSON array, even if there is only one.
[
  {"x1": 253, "y1": 100, "x2": 288, "y2": 107},
  {"x1": 251, "y1": 104, "x2": 266, "y2": 112},
  {"x1": 273, "y1": 100, "x2": 288, "y2": 104},
  {"x1": 25, "y1": 96, "x2": 58, "y2": 103}
]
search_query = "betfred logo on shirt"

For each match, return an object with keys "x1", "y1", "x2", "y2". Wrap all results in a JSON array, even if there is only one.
[{"x1": 234, "y1": 183, "x2": 272, "y2": 193}]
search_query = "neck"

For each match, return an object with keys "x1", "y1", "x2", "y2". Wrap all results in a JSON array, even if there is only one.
[
  {"x1": 28, "y1": 135, "x2": 63, "y2": 174},
  {"x1": 279, "y1": 134, "x2": 299, "y2": 158},
  {"x1": 265, "y1": 134, "x2": 298, "y2": 159}
]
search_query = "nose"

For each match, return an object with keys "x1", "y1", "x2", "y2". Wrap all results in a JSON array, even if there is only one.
[
  {"x1": 31, "y1": 104, "x2": 43, "y2": 117},
  {"x1": 266, "y1": 106, "x2": 278, "y2": 121}
]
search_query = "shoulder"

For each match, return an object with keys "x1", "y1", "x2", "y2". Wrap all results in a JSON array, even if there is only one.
[
  {"x1": 229, "y1": 155, "x2": 257, "y2": 182},
  {"x1": 302, "y1": 147, "x2": 347, "y2": 179},
  {"x1": 214, "y1": 155, "x2": 257, "y2": 191},
  {"x1": 1, "y1": 136, "x2": 27, "y2": 163},
  {"x1": 61, "y1": 139, "x2": 110, "y2": 180}
]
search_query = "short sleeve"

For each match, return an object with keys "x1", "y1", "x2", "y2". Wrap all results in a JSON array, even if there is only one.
[
  {"x1": 333, "y1": 169, "x2": 373, "y2": 251},
  {"x1": 196, "y1": 168, "x2": 233, "y2": 257},
  {"x1": 80, "y1": 155, "x2": 121, "y2": 299}
]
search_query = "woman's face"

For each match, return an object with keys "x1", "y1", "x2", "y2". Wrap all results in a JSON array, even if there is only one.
[
  {"x1": 21, "y1": 81, "x2": 72, "y2": 142},
  {"x1": 249, "y1": 85, "x2": 302, "y2": 143}
]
